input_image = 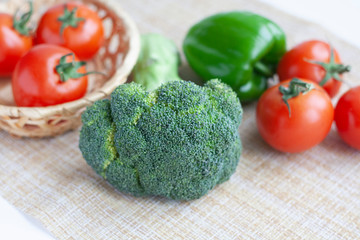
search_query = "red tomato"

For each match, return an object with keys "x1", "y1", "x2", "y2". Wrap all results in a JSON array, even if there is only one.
[
  {"x1": 335, "y1": 86, "x2": 360, "y2": 150},
  {"x1": 35, "y1": 2, "x2": 104, "y2": 60},
  {"x1": 256, "y1": 78, "x2": 334, "y2": 153},
  {"x1": 12, "y1": 44, "x2": 88, "y2": 107},
  {"x1": 277, "y1": 40, "x2": 350, "y2": 98},
  {"x1": 0, "y1": 11, "x2": 33, "y2": 77}
]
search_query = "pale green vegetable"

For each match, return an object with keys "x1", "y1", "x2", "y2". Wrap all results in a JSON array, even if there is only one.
[{"x1": 132, "y1": 33, "x2": 181, "y2": 91}]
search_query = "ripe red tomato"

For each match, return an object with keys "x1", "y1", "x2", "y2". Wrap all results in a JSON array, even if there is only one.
[
  {"x1": 0, "y1": 8, "x2": 33, "y2": 77},
  {"x1": 12, "y1": 44, "x2": 88, "y2": 107},
  {"x1": 335, "y1": 86, "x2": 360, "y2": 150},
  {"x1": 277, "y1": 40, "x2": 350, "y2": 98},
  {"x1": 256, "y1": 78, "x2": 334, "y2": 153},
  {"x1": 35, "y1": 2, "x2": 104, "y2": 60}
]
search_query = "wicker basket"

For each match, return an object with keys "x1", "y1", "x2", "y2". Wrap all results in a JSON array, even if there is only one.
[{"x1": 0, "y1": 0, "x2": 140, "y2": 137}]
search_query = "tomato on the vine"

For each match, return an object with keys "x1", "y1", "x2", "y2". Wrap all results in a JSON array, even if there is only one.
[
  {"x1": 335, "y1": 86, "x2": 360, "y2": 150},
  {"x1": 277, "y1": 40, "x2": 350, "y2": 98},
  {"x1": 35, "y1": 2, "x2": 104, "y2": 60},
  {"x1": 0, "y1": 3, "x2": 33, "y2": 77},
  {"x1": 12, "y1": 44, "x2": 89, "y2": 107},
  {"x1": 256, "y1": 78, "x2": 334, "y2": 153}
]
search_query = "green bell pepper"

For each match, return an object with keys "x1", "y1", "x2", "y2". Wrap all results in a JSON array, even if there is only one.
[{"x1": 183, "y1": 11, "x2": 286, "y2": 102}]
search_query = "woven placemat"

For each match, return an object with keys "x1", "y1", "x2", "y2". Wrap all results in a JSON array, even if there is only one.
[{"x1": 0, "y1": 0, "x2": 359, "y2": 239}]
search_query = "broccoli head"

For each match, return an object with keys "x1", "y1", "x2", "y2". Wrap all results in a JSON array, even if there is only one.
[{"x1": 79, "y1": 79, "x2": 243, "y2": 200}]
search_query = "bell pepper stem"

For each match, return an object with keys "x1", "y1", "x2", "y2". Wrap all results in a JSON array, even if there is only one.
[{"x1": 254, "y1": 61, "x2": 273, "y2": 78}]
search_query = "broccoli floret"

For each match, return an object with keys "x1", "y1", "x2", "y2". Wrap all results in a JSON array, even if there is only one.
[{"x1": 79, "y1": 79, "x2": 242, "y2": 200}]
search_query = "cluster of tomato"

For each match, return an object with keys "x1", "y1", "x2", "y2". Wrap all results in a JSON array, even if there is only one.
[
  {"x1": 256, "y1": 40, "x2": 360, "y2": 152},
  {"x1": 0, "y1": 1, "x2": 104, "y2": 107}
]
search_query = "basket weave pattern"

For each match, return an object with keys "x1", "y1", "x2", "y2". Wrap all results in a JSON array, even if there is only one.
[{"x1": 0, "y1": 0, "x2": 140, "y2": 137}]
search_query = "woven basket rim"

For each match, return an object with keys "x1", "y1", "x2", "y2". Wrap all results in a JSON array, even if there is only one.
[{"x1": 0, "y1": 0, "x2": 140, "y2": 119}]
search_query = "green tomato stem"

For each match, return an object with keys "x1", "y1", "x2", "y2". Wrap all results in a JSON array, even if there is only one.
[
  {"x1": 58, "y1": 4, "x2": 85, "y2": 35},
  {"x1": 279, "y1": 78, "x2": 314, "y2": 118},
  {"x1": 305, "y1": 46, "x2": 351, "y2": 86},
  {"x1": 55, "y1": 53, "x2": 106, "y2": 82},
  {"x1": 13, "y1": 1, "x2": 33, "y2": 36}
]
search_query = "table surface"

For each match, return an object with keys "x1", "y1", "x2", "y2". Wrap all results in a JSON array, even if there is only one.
[{"x1": 1, "y1": 0, "x2": 359, "y2": 239}]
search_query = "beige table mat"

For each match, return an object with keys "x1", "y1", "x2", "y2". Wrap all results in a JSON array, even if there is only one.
[{"x1": 1, "y1": 0, "x2": 360, "y2": 239}]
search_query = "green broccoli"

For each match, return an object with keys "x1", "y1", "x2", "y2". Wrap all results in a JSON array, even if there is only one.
[{"x1": 79, "y1": 79, "x2": 243, "y2": 200}]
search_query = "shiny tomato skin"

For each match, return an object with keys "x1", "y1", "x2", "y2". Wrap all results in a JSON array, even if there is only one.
[
  {"x1": 0, "y1": 13, "x2": 33, "y2": 77},
  {"x1": 256, "y1": 79, "x2": 334, "y2": 153},
  {"x1": 35, "y1": 2, "x2": 104, "y2": 60},
  {"x1": 12, "y1": 44, "x2": 88, "y2": 107},
  {"x1": 335, "y1": 86, "x2": 360, "y2": 150},
  {"x1": 277, "y1": 40, "x2": 342, "y2": 98}
]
